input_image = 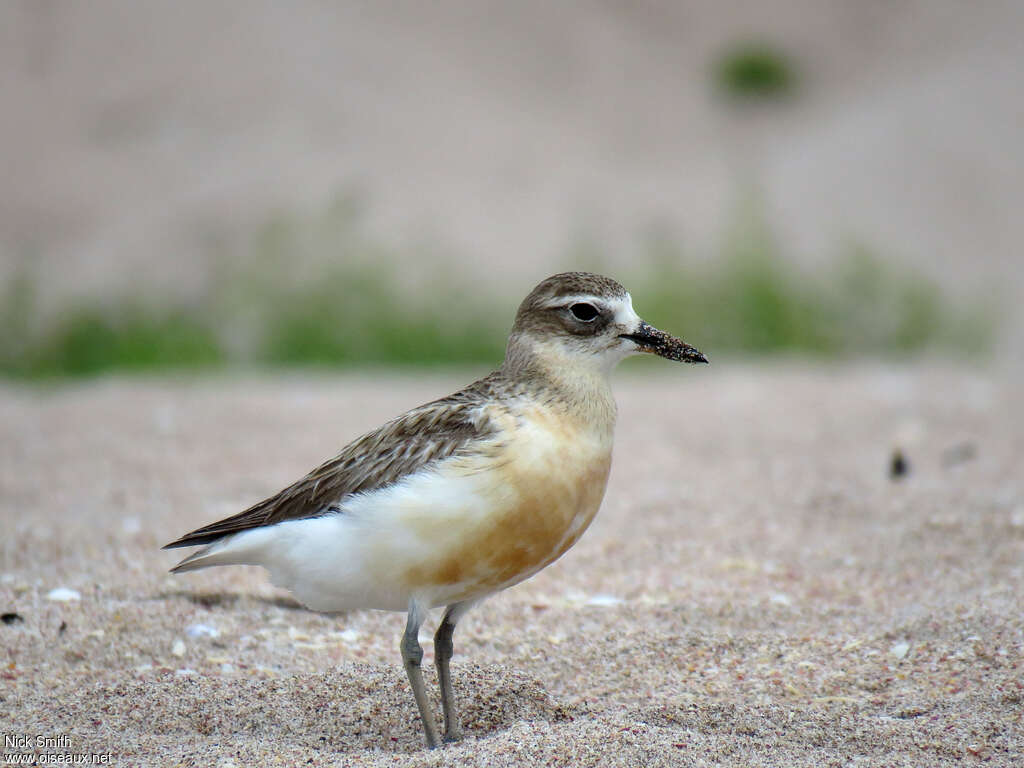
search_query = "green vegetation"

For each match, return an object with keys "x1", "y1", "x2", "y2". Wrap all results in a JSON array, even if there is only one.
[
  {"x1": 627, "y1": 220, "x2": 995, "y2": 361},
  {"x1": 714, "y1": 43, "x2": 797, "y2": 101},
  {"x1": 245, "y1": 203, "x2": 507, "y2": 368},
  {"x1": 14, "y1": 306, "x2": 221, "y2": 377},
  {"x1": 0, "y1": 198, "x2": 997, "y2": 379}
]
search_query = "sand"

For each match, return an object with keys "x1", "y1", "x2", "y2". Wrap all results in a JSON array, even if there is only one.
[{"x1": 2, "y1": 363, "x2": 1022, "y2": 766}]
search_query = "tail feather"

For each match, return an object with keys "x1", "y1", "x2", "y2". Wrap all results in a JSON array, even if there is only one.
[
  {"x1": 168, "y1": 533, "x2": 249, "y2": 573},
  {"x1": 169, "y1": 542, "x2": 234, "y2": 573},
  {"x1": 167, "y1": 526, "x2": 279, "y2": 573}
]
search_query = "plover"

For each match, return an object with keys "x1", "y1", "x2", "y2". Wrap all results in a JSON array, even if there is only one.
[{"x1": 164, "y1": 272, "x2": 707, "y2": 747}]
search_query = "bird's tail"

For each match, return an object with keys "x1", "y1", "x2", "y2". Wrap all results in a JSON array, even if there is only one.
[
  {"x1": 170, "y1": 543, "x2": 230, "y2": 573},
  {"x1": 167, "y1": 525, "x2": 285, "y2": 573},
  {"x1": 168, "y1": 534, "x2": 253, "y2": 573}
]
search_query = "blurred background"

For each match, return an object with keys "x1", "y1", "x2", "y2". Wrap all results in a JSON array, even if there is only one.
[{"x1": 2, "y1": 0, "x2": 1021, "y2": 377}]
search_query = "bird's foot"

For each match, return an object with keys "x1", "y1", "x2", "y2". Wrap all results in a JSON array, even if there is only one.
[{"x1": 442, "y1": 728, "x2": 463, "y2": 745}]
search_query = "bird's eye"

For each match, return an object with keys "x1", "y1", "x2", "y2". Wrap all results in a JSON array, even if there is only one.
[{"x1": 569, "y1": 302, "x2": 599, "y2": 322}]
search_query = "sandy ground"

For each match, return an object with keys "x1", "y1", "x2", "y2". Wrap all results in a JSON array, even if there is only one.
[{"x1": 2, "y1": 364, "x2": 1022, "y2": 766}]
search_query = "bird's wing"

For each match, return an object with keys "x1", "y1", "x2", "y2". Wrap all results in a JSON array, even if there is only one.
[{"x1": 163, "y1": 374, "x2": 506, "y2": 549}]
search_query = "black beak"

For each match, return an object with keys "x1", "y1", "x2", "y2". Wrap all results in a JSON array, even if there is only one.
[{"x1": 619, "y1": 322, "x2": 708, "y2": 364}]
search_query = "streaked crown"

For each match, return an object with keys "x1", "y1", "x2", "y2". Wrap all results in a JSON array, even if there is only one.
[{"x1": 511, "y1": 272, "x2": 628, "y2": 336}]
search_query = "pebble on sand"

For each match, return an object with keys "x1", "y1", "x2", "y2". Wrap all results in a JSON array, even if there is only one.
[
  {"x1": 46, "y1": 588, "x2": 81, "y2": 602},
  {"x1": 889, "y1": 641, "x2": 911, "y2": 659},
  {"x1": 186, "y1": 623, "x2": 220, "y2": 639},
  {"x1": 585, "y1": 594, "x2": 623, "y2": 607}
]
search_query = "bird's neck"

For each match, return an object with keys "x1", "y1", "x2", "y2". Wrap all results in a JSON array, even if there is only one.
[{"x1": 500, "y1": 334, "x2": 618, "y2": 431}]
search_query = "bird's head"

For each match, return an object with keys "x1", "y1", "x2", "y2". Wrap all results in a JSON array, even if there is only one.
[{"x1": 505, "y1": 271, "x2": 707, "y2": 376}]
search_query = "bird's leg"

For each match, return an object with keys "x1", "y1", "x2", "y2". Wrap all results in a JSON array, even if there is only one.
[
  {"x1": 434, "y1": 602, "x2": 468, "y2": 742},
  {"x1": 401, "y1": 601, "x2": 439, "y2": 748},
  {"x1": 434, "y1": 600, "x2": 476, "y2": 742}
]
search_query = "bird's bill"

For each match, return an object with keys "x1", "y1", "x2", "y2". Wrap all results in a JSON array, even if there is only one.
[{"x1": 619, "y1": 321, "x2": 708, "y2": 363}]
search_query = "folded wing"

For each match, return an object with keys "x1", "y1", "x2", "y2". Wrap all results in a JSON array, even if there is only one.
[{"x1": 163, "y1": 374, "x2": 504, "y2": 551}]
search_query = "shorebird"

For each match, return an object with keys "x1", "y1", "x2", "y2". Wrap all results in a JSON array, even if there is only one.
[{"x1": 164, "y1": 272, "x2": 707, "y2": 747}]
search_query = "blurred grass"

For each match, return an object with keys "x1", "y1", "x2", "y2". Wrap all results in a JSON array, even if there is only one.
[
  {"x1": 628, "y1": 206, "x2": 996, "y2": 360},
  {"x1": 714, "y1": 42, "x2": 798, "y2": 101},
  {"x1": 0, "y1": 197, "x2": 998, "y2": 379}
]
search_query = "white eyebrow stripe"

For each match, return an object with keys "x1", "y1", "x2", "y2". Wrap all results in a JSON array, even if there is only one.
[
  {"x1": 611, "y1": 293, "x2": 641, "y2": 327},
  {"x1": 538, "y1": 294, "x2": 609, "y2": 309}
]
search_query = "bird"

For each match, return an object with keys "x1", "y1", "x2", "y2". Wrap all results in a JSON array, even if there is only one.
[{"x1": 163, "y1": 271, "x2": 707, "y2": 748}]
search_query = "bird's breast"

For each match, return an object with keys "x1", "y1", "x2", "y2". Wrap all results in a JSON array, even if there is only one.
[{"x1": 399, "y1": 401, "x2": 614, "y2": 603}]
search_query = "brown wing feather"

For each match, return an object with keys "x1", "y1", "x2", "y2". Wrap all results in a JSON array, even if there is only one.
[{"x1": 163, "y1": 373, "x2": 507, "y2": 549}]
